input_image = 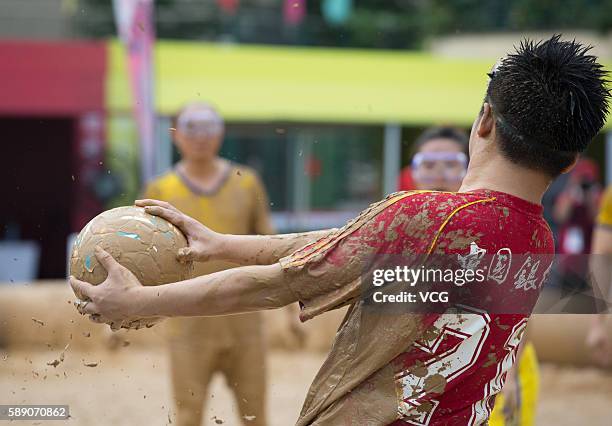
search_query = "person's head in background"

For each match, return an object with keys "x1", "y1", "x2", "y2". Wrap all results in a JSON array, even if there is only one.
[
  {"x1": 173, "y1": 102, "x2": 225, "y2": 163},
  {"x1": 411, "y1": 127, "x2": 468, "y2": 192}
]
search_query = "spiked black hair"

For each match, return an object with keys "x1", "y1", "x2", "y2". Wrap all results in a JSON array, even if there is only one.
[{"x1": 486, "y1": 34, "x2": 610, "y2": 177}]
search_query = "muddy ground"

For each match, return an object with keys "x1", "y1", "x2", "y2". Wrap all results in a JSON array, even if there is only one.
[{"x1": 1, "y1": 348, "x2": 610, "y2": 426}]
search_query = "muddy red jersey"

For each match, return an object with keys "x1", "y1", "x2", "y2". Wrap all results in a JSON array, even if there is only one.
[{"x1": 280, "y1": 189, "x2": 554, "y2": 426}]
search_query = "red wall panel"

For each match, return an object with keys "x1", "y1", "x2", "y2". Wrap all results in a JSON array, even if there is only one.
[{"x1": 0, "y1": 40, "x2": 106, "y2": 115}]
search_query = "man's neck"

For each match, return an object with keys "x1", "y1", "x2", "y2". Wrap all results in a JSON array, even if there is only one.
[
  {"x1": 459, "y1": 153, "x2": 551, "y2": 205},
  {"x1": 180, "y1": 158, "x2": 223, "y2": 182}
]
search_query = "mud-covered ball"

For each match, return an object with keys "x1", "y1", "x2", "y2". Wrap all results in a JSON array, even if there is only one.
[{"x1": 70, "y1": 206, "x2": 193, "y2": 296}]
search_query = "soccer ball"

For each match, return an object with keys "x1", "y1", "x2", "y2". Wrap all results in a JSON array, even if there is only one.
[{"x1": 69, "y1": 206, "x2": 193, "y2": 329}]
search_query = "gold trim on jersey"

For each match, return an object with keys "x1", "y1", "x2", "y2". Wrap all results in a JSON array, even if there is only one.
[{"x1": 426, "y1": 197, "x2": 497, "y2": 255}]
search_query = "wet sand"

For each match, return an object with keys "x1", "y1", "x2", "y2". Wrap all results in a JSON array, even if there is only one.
[{"x1": 1, "y1": 348, "x2": 610, "y2": 425}]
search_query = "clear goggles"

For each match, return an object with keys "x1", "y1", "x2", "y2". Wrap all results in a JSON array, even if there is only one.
[
  {"x1": 177, "y1": 109, "x2": 224, "y2": 137},
  {"x1": 411, "y1": 151, "x2": 468, "y2": 182}
]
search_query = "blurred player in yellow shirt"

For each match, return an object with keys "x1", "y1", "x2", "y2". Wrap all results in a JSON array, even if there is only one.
[
  {"x1": 597, "y1": 185, "x2": 612, "y2": 227},
  {"x1": 410, "y1": 126, "x2": 539, "y2": 426},
  {"x1": 586, "y1": 185, "x2": 612, "y2": 367},
  {"x1": 143, "y1": 102, "x2": 274, "y2": 426}
]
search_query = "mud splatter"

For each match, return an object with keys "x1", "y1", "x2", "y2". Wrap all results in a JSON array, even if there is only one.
[
  {"x1": 47, "y1": 344, "x2": 70, "y2": 368},
  {"x1": 420, "y1": 326, "x2": 440, "y2": 341},
  {"x1": 423, "y1": 373, "x2": 447, "y2": 394},
  {"x1": 483, "y1": 353, "x2": 498, "y2": 368},
  {"x1": 416, "y1": 400, "x2": 434, "y2": 413},
  {"x1": 408, "y1": 360, "x2": 428, "y2": 378},
  {"x1": 494, "y1": 317, "x2": 510, "y2": 330}
]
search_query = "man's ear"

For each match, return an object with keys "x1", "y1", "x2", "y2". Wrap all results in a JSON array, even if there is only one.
[
  {"x1": 560, "y1": 155, "x2": 579, "y2": 174},
  {"x1": 171, "y1": 129, "x2": 183, "y2": 147},
  {"x1": 477, "y1": 103, "x2": 494, "y2": 138}
]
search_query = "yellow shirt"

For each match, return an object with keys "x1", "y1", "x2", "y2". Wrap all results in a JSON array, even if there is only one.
[
  {"x1": 597, "y1": 185, "x2": 612, "y2": 228},
  {"x1": 143, "y1": 163, "x2": 274, "y2": 345},
  {"x1": 144, "y1": 163, "x2": 273, "y2": 236}
]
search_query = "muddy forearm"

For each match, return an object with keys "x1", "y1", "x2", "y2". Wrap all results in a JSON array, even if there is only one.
[
  {"x1": 137, "y1": 263, "x2": 296, "y2": 317},
  {"x1": 217, "y1": 229, "x2": 335, "y2": 266}
]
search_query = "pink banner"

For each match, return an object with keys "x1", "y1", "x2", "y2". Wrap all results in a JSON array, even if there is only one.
[{"x1": 113, "y1": 0, "x2": 156, "y2": 184}]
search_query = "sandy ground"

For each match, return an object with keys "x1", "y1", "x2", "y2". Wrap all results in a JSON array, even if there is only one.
[{"x1": 1, "y1": 348, "x2": 611, "y2": 426}]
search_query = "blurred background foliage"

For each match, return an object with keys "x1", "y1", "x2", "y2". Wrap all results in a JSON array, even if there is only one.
[{"x1": 71, "y1": 0, "x2": 612, "y2": 49}]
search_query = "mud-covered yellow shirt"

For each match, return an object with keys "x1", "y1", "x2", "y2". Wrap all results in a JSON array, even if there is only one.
[
  {"x1": 597, "y1": 185, "x2": 612, "y2": 228},
  {"x1": 143, "y1": 162, "x2": 274, "y2": 345},
  {"x1": 144, "y1": 163, "x2": 273, "y2": 236}
]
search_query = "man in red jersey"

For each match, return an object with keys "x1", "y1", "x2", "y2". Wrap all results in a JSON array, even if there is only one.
[{"x1": 71, "y1": 35, "x2": 610, "y2": 425}]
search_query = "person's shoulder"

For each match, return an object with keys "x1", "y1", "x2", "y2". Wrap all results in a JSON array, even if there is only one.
[
  {"x1": 231, "y1": 162, "x2": 258, "y2": 178},
  {"x1": 227, "y1": 162, "x2": 262, "y2": 187},
  {"x1": 148, "y1": 170, "x2": 180, "y2": 186},
  {"x1": 352, "y1": 191, "x2": 479, "y2": 226},
  {"x1": 343, "y1": 191, "x2": 496, "y2": 230},
  {"x1": 390, "y1": 190, "x2": 494, "y2": 212},
  {"x1": 144, "y1": 170, "x2": 181, "y2": 193}
]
